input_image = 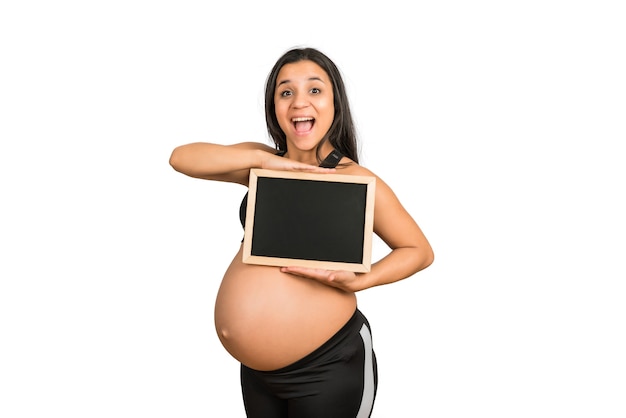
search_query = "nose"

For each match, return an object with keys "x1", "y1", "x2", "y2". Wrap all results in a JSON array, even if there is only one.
[{"x1": 292, "y1": 91, "x2": 310, "y2": 108}]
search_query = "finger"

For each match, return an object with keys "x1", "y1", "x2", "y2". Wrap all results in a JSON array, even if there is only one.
[
  {"x1": 292, "y1": 165, "x2": 336, "y2": 173},
  {"x1": 280, "y1": 266, "x2": 330, "y2": 279}
]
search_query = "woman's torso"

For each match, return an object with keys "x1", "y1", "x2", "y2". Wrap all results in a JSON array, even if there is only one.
[{"x1": 214, "y1": 151, "x2": 358, "y2": 371}]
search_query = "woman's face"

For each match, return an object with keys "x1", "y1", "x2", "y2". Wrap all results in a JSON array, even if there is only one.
[{"x1": 274, "y1": 60, "x2": 334, "y2": 153}]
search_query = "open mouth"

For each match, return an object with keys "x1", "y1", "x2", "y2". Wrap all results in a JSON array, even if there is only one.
[{"x1": 292, "y1": 117, "x2": 315, "y2": 133}]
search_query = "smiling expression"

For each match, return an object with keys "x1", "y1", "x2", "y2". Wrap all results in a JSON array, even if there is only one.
[{"x1": 273, "y1": 60, "x2": 335, "y2": 154}]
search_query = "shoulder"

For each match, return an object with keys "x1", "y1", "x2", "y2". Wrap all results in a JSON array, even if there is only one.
[
  {"x1": 336, "y1": 159, "x2": 379, "y2": 181},
  {"x1": 337, "y1": 160, "x2": 398, "y2": 202}
]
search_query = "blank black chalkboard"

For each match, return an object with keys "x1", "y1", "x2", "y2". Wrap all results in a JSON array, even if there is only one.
[{"x1": 242, "y1": 169, "x2": 376, "y2": 272}]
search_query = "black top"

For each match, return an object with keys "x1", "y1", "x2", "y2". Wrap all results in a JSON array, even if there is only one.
[{"x1": 239, "y1": 149, "x2": 344, "y2": 228}]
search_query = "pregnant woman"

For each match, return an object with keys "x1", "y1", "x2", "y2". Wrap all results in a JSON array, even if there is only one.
[{"x1": 169, "y1": 47, "x2": 434, "y2": 418}]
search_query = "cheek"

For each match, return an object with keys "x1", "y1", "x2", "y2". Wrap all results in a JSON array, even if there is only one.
[
  {"x1": 320, "y1": 99, "x2": 335, "y2": 120},
  {"x1": 275, "y1": 100, "x2": 291, "y2": 117},
  {"x1": 275, "y1": 110, "x2": 290, "y2": 132}
]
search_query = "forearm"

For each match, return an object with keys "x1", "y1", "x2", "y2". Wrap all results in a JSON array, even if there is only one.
[
  {"x1": 169, "y1": 142, "x2": 267, "y2": 182},
  {"x1": 359, "y1": 245, "x2": 433, "y2": 290}
]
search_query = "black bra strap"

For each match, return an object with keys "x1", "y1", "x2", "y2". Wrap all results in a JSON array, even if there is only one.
[
  {"x1": 278, "y1": 148, "x2": 343, "y2": 168},
  {"x1": 319, "y1": 149, "x2": 344, "y2": 168}
]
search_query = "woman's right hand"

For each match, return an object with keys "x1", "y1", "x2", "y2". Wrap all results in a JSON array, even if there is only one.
[{"x1": 259, "y1": 152, "x2": 335, "y2": 173}]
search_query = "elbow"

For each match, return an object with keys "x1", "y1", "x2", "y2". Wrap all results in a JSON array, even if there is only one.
[
  {"x1": 423, "y1": 247, "x2": 435, "y2": 269},
  {"x1": 415, "y1": 244, "x2": 435, "y2": 273},
  {"x1": 169, "y1": 146, "x2": 186, "y2": 174}
]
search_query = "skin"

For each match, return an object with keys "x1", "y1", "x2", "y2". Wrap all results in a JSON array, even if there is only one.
[
  {"x1": 274, "y1": 60, "x2": 336, "y2": 161},
  {"x1": 169, "y1": 60, "x2": 434, "y2": 371}
]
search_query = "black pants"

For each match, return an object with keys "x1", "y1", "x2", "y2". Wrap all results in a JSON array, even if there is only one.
[{"x1": 240, "y1": 309, "x2": 378, "y2": 418}]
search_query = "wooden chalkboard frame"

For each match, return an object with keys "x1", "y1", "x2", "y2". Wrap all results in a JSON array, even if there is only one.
[{"x1": 242, "y1": 168, "x2": 376, "y2": 272}]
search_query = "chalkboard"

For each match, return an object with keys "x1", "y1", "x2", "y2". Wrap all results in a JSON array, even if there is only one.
[{"x1": 242, "y1": 169, "x2": 376, "y2": 272}]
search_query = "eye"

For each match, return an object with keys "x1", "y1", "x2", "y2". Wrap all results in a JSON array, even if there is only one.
[
  {"x1": 279, "y1": 90, "x2": 292, "y2": 97},
  {"x1": 310, "y1": 87, "x2": 321, "y2": 94}
]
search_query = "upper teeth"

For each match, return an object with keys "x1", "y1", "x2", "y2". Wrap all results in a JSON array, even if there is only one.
[{"x1": 292, "y1": 117, "x2": 313, "y2": 122}]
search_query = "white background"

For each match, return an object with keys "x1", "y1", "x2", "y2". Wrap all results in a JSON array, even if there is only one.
[{"x1": 1, "y1": 1, "x2": 625, "y2": 417}]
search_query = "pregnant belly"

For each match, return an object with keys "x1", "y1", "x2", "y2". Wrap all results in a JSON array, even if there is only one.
[{"x1": 214, "y1": 246, "x2": 357, "y2": 371}]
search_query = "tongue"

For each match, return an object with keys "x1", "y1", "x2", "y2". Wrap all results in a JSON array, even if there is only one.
[{"x1": 294, "y1": 120, "x2": 313, "y2": 133}]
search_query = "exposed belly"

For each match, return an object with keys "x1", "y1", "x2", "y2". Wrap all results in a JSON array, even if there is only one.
[{"x1": 214, "y1": 246, "x2": 357, "y2": 371}]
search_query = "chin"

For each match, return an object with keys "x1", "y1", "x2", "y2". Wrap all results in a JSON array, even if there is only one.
[{"x1": 288, "y1": 137, "x2": 323, "y2": 151}]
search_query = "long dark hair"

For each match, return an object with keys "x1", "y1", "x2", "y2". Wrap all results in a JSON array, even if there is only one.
[{"x1": 264, "y1": 47, "x2": 359, "y2": 164}]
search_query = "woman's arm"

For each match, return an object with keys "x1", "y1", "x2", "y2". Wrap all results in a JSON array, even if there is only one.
[
  {"x1": 169, "y1": 142, "x2": 276, "y2": 185},
  {"x1": 357, "y1": 174, "x2": 434, "y2": 289},
  {"x1": 169, "y1": 142, "x2": 336, "y2": 185}
]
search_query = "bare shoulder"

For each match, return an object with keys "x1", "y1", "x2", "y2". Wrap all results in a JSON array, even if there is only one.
[
  {"x1": 337, "y1": 160, "x2": 399, "y2": 202},
  {"x1": 337, "y1": 160, "x2": 382, "y2": 183}
]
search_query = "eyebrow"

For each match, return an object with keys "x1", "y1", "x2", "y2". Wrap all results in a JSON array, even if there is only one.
[{"x1": 277, "y1": 76, "x2": 326, "y2": 87}]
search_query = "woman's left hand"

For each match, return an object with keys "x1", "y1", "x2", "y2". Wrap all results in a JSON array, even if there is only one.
[{"x1": 279, "y1": 266, "x2": 362, "y2": 292}]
